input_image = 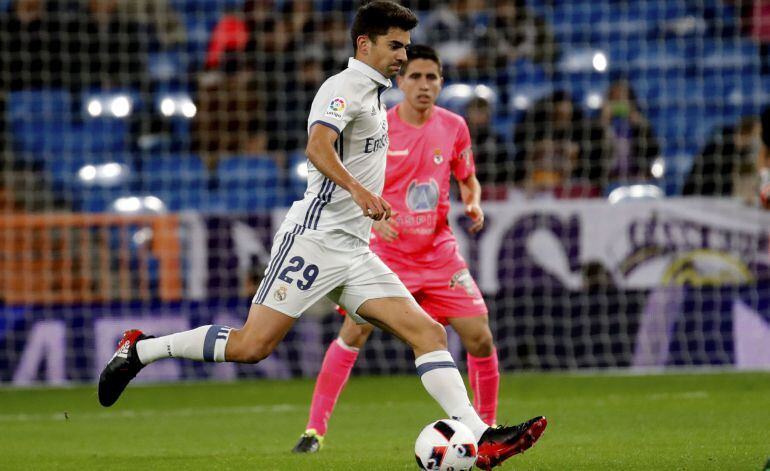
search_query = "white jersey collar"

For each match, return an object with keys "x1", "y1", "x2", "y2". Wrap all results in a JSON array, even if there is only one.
[{"x1": 348, "y1": 57, "x2": 392, "y2": 89}]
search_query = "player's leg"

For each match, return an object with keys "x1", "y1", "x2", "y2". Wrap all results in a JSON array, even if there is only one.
[
  {"x1": 418, "y1": 260, "x2": 500, "y2": 425},
  {"x1": 336, "y1": 251, "x2": 487, "y2": 438},
  {"x1": 294, "y1": 314, "x2": 375, "y2": 453},
  {"x1": 448, "y1": 315, "x2": 499, "y2": 426},
  {"x1": 99, "y1": 222, "x2": 340, "y2": 407},
  {"x1": 98, "y1": 303, "x2": 296, "y2": 407},
  {"x1": 355, "y1": 296, "x2": 493, "y2": 437}
]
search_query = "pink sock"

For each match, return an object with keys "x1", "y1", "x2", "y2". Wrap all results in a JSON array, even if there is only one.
[
  {"x1": 305, "y1": 338, "x2": 359, "y2": 436},
  {"x1": 467, "y1": 348, "x2": 499, "y2": 425}
]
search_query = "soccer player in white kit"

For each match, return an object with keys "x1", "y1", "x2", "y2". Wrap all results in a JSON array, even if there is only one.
[{"x1": 97, "y1": 2, "x2": 544, "y2": 467}]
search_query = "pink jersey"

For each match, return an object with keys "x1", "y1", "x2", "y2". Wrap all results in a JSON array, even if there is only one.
[{"x1": 371, "y1": 104, "x2": 476, "y2": 265}]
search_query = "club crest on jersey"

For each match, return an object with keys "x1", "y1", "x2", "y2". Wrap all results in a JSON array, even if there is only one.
[
  {"x1": 433, "y1": 148, "x2": 444, "y2": 165},
  {"x1": 324, "y1": 97, "x2": 346, "y2": 120},
  {"x1": 449, "y1": 269, "x2": 477, "y2": 297},
  {"x1": 273, "y1": 285, "x2": 288, "y2": 302},
  {"x1": 406, "y1": 179, "x2": 439, "y2": 212}
]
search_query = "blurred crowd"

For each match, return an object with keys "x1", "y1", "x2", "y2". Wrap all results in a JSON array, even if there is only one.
[{"x1": 0, "y1": 0, "x2": 769, "y2": 213}]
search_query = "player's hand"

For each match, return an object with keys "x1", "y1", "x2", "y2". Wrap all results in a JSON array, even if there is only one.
[
  {"x1": 373, "y1": 216, "x2": 399, "y2": 242},
  {"x1": 350, "y1": 185, "x2": 392, "y2": 221},
  {"x1": 465, "y1": 203, "x2": 485, "y2": 234}
]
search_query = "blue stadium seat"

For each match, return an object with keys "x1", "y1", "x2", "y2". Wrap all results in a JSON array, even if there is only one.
[
  {"x1": 7, "y1": 89, "x2": 73, "y2": 120},
  {"x1": 140, "y1": 154, "x2": 211, "y2": 211},
  {"x1": 649, "y1": 106, "x2": 719, "y2": 159},
  {"x1": 545, "y1": 0, "x2": 606, "y2": 45},
  {"x1": 215, "y1": 155, "x2": 281, "y2": 212},
  {"x1": 7, "y1": 89, "x2": 75, "y2": 158},
  {"x1": 506, "y1": 58, "x2": 547, "y2": 88},
  {"x1": 505, "y1": 59, "x2": 553, "y2": 121}
]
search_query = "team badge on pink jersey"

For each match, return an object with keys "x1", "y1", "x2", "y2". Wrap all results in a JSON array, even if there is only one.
[{"x1": 433, "y1": 148, "x2": 443, "y2": 165}]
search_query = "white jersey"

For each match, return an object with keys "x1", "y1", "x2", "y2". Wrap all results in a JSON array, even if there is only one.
[{"x1": 285, "y1": 57, "x2": 391, "y2": 242}]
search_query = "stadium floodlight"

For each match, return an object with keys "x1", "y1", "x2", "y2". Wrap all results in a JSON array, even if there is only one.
[
  {"x1": 440, "y1": 83, "x2": 473, "y2": 100},
  {"x1": 607, "y1": 184, "x2": 664, "y2": 204},
  {"x1": 473, "y1": 84, "x2": 498, "y2": 105},
  {"x1": 592, "y1": 52, "x2": 608, "y2": 72},
  {"x1": 112, "y1": 195, "x2": 167, "y2": 214},
  {"x1": 87, "y1": 99, "x2": 103, "y2": 117},
  {"x1": 110, "y1": 96, "x2": 131, "y2": 118},
  {"x1": 651, "y1": 157, "x2": 666, "y2": 179},
  {"x1": 181, "y1": 101, "x2": 197, "y2": 118},
  {"x1": 294, "y1": 161, "x2": 308, "y2": 179},
  {"x1": 132, "y1": 227, "x2": 154, "y2": 246},
  {"x1": 77, "y1": 163, "x2": 130, "y2": 186},
  {"x1": 84, "y1": 93, "x2": 134, "y2": 118},
  {"x1": 560, "y1": 48, "x2": 609, "y2": 73},
  {"x1": 585, "y1": 91, "x2": 604, "y2": 109},
  {"x1": 160, "y1": 97, "x2": 176, "y2": 117},
  {"x1": 513, "y1": 94, "x2": 530, "y2": 110},
  {"x1": 157, "y1": 93, "x2": 197, "y2": 119}
]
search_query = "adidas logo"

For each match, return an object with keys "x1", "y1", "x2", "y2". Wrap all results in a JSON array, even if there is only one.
[
  {"x1": 110, "y1": 340, "x2": 131, "y2": 362},
  {"x1": 371, "y1": 105, "x2": 377, "y2": 116}
]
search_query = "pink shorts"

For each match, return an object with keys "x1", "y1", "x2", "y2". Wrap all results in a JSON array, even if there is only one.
[{"x1": 381, "y1": 252, "x2": 488, "y2": 325}]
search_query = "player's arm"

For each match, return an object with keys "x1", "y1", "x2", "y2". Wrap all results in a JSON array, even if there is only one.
[
  {"x1": 306, "y1": 124, "x2": 391, "y2": 221},
  {"x1": 458, "y1": 174, "x2": 484, "y2": 234},
  {"x1": 759, "y1": 141, "x2": 770, "y2": 209},
  {"x1": 760, "y1": 107, "x2": 770, "y2": 209}
]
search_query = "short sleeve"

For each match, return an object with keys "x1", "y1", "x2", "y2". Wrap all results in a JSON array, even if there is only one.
[
  {"x1": 451, "y1": 119, "x2": 476, "y2": 181},
  {"x1": 307, "y1": 79, "x2": 361, "y2": 135},
  {"x1": 761, "y1": 105, "x2": 770, "y2": 148}
]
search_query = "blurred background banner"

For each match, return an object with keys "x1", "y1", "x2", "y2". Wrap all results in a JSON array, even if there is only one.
[
  {"x1": 1, "y1": 0, "x2": 770, "y2": 386},
  {"x1": 1, "y1": 200, "x2": 768, "y2": 385},
  {"x1": 448, "y1": 197, "x2": 770, "y2": 293}
]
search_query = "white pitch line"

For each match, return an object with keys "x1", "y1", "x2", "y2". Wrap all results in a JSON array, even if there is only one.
[
  {"x1": 646, "y1": 391, "x2": 709, "y2": 400},
  {"x1": 0, "y1": 403, "x2": 298, "y2": 423}
]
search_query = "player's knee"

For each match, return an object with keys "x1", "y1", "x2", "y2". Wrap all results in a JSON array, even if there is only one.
[
  {"x1": 423, "y1": 320, "x2": 448, "y2": 350},
  {"x1": 241, "y1": 344, "x2": 273, "y2": 364},
  {"x1": 465, "y1": 329, "x2": 495, "y2": 357},
  {"x1": 226, "y1": 330, "x2": 275, "y2": 363},
  {"x1": 340, "y1": 321, "x2": 374, "y2": 349}
]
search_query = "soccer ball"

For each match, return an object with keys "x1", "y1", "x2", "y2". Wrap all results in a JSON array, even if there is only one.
[{"x1": 414, "y1": 419, "x2": 478, "y2": 471}]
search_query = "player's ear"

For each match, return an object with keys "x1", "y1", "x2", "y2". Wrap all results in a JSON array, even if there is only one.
[{"x1": 356, "y1": 35, "x2": 371, "y2": 56}]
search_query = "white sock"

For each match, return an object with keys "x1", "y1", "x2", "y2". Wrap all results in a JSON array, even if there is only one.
[
  {"x1": 415, "y1": 350, "x2": 489, "y2": 441},
  {"x1": 136, "y1": 325, "x2": 232, "y2": 365}
]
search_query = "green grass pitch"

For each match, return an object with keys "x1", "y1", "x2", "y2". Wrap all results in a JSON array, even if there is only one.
[{"x1": 1, "y1": 372, "x2": 768, "y2": 470}]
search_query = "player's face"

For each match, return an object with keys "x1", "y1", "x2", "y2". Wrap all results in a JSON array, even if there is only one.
[
  {"x1": 367, "y1": 28, "x2": 410, "y2": 77},
  {"x1": 397, "y1": 59, "x2": 442, "y2": 112}
]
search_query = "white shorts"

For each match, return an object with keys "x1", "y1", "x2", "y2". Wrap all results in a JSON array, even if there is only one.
[{"x1": 252, "y1": 220, "x2": 412, "y2": 324}]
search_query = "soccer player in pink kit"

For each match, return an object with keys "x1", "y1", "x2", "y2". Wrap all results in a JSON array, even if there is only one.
[{"x1": 293, "y1": 45, "x2": 530, "y2": 461}]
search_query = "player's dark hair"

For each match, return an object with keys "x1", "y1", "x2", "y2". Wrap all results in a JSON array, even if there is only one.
[
  {"x1": 398, "y1": 44, "x2": 442, "y2": 76},
  {"x1": 350, "y1": 1, "x2": 418, "y2": 53}
]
